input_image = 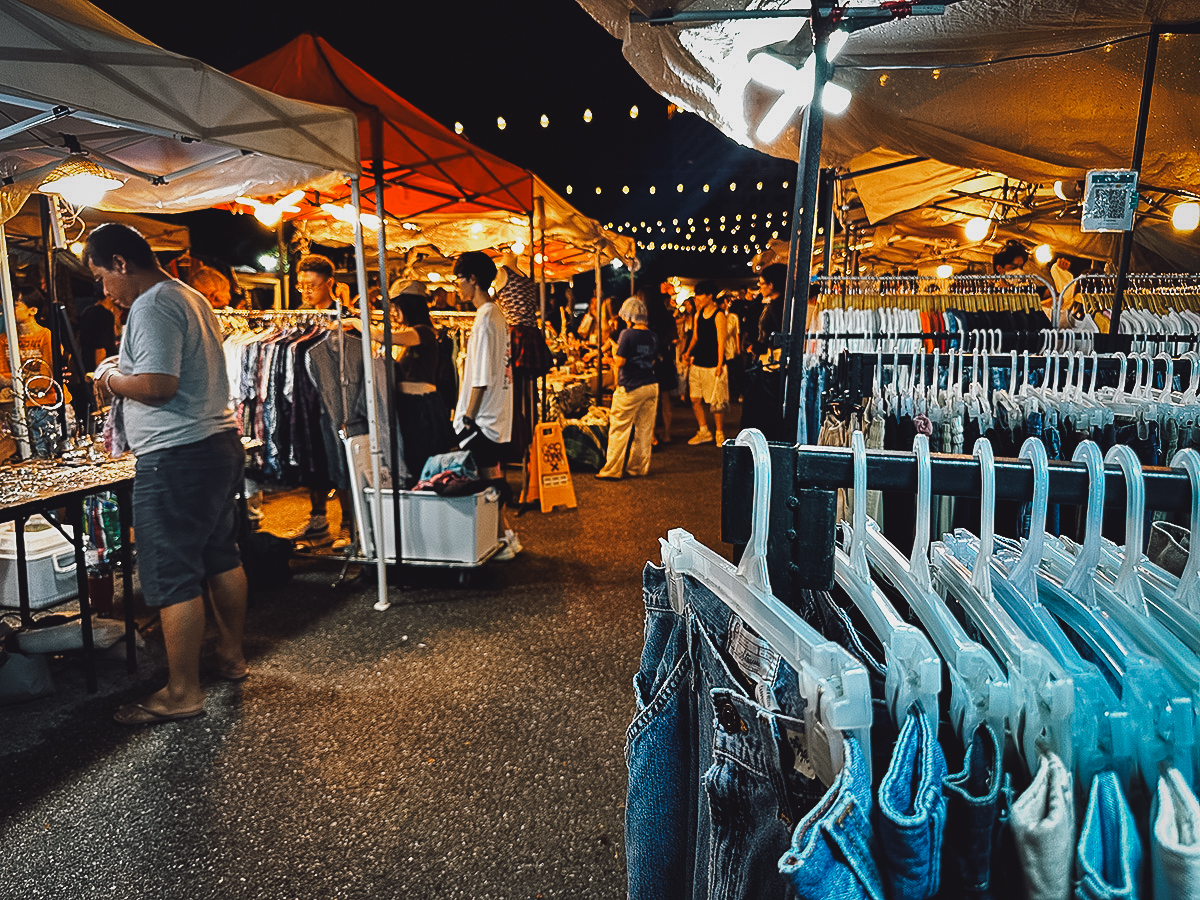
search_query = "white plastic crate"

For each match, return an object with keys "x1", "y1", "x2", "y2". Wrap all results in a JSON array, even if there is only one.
[
  {"x1": 363, "y1": 487, "x2": 500, "y2": 565},
  {"x1": 0, "y1": 515, "x2": 77, "y2": 609}
]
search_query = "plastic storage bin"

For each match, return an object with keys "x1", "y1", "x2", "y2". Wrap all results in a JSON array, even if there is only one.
[
  {"x1": 363, "y1": 488, "x2": 500, "y2": 565},
  {"x1": 0, "y1": 515, "x2": 77, "y2": 609}
]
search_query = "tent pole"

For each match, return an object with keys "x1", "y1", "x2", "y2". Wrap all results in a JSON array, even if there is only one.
[
  {"x1": 536, "y1": 196, "x2": 548, "y2": 422},
  {"x1": 373, "y1": 117, "x2": 403, "y2": 583},
  {"x1": 0, "y1": 225, "x2": 29, "y2": 459},
  {"x1": 820, "y1": 168, "x2": 835, "y2": 278},
  {"x1": 351, "y1": 176, "x2": 389, "y2": 612},
  {"x1": 781, "y1": 17, "x2": 833, "y2": 442},
  {"x1": 594, "y1": 251, "x2": 602, "y2": 404},
  {"x1": 1110, "y1": 26, "x2": 1160, "y2": 339}
]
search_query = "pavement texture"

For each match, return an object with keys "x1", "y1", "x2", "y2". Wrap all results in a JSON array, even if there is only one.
[{"x1": 0, "y1": 402, "x2": 733, "y2": 899}]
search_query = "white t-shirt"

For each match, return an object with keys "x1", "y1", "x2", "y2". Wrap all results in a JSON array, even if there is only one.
[{"x1": 454, "y1": 301, "x2": 512, "y2": 443}]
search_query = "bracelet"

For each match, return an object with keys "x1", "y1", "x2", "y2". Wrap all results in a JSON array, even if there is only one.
[{"x1": 103, "y1": 369, "x2": 116, "y2": 395}]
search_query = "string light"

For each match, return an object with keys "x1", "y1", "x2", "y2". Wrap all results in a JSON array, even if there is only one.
[
  {"x1": 677, "y1": 183, "x2": 684, "y2": 192},
  {"x1": 703, "y1": 184, "x2": 710, "y2": 193},
  {"x1": 566, "y1": 185, "x2": 573, "y2": 194},
  {"x1": 1034, "y1": 243, "x2": 1053, "y2": 264},
  {"x1": 1173, "y1": 202, "x2": 1200, "y2": 231},
  {"x1": 540, "y1": 114, "x2": 549, "y2": 128},
  {"x1": 622, "y1": 185, "x2": 630, "y2": 194},
  {"x1": 730, "y1": 182, "x2": 737, "y2": 191},
  {"x1": 497, "y1": 116, "x2": 506, "y2": 130},
  {"x1": 649, "y1": 186, "x2": 656, "y2": 194},
  {"x1": 583, "y1": 109, "x2": 593, "y2": 123},
  {"x1": 454, "y1": 122, "x2": 464, "y2": 134},
  {"x1": 630, "y1": 105, "x2": 639, "y2": 119}
]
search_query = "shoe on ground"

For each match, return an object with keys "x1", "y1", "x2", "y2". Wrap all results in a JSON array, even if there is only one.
[
  {"x1": 687, "y1": 429, "x2": 713, "y2": 445},
  {"x1": 331, "y1": 529, "x2": 353, "y2": 552},
  {"x1": 714, "y1": 431, "x2": 726, "y2": 446},
  {"x1": 494, "y1": 529, "x2": 522, "y2": 561},
  {"x1": 287, "y1": 515, "x2": 329, "y2": 542}
]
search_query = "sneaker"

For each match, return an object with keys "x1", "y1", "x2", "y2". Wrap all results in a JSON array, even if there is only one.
[
  {"x1": 687, "y1": 429, "x2": 713, "y2": 445},
  {"x1": 287, "y1": 515, "x2": 329, "y2": 542},
  {"x1": 714, "y1": 431, "x2": 726, "y2": 446},
  {"x1": 494, "y1": 529, "x2": 522, "y2": 561},
  {"x1": 331, "y1": 528, "x2": 353, "y2": 552}
]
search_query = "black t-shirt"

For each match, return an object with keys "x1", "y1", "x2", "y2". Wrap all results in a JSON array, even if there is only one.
[
  {"x1": 77, "y1": 302, "x2": 116, "y2": 371},
  {"x1": 616, "y1": 327, "x2": 658, "y2": 389}
]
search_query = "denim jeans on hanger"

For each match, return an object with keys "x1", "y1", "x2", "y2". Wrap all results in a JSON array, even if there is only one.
[
  {"x1": 626, "y1": 563, "x2": 699, "y2": 900},
  {"x1": 937, "y1": 723, "x2": 1010, "y2": 900},
  {"x1": 778, "y1": 735, "x2": 886, "y2": 900},
  {"x1": 1075, "y1": 771, "x2": 1142, "y2": 900},
  {"x1": 691, "y1": 586, "x2": 826, "y2": 900},
  {"x1": 876, "y1": 707, "x2": 949, "y2": 900},
  {"x1": 1012, "y1": 751, "x2": 1075, "y2": 900},
  {"x1": 1152, "y1": 767, "x2": 1200, "y2": 900}
]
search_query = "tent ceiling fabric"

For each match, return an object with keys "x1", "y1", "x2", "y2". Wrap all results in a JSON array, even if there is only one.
[
  {"x1": 578, "y1": 0, "x2": 1200, "y2": 189},
  {"x1": 0, "y1": 0, "x2": 359, "y2": 221}
]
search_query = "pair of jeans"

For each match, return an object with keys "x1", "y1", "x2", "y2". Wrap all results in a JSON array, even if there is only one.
[
  {"x1": 876, "y1": 707, "x2": 948, "y2": 900},
  {"x1": 1153, "y1": 767, "x2": 1200, "y2": 900},
  {"x1": 1012, "y1": 751, "x2": 1076, "y2": 900},
  {"x1": 778, "y1": 735, "x2": 885, "y2": 900},
  {"x1": 938, "y1": 723, "x2": 1009, "y2": 899},
  {"x1": 626, "y1": 563, "x2": 695, "y2": 900},
  {"x1": 1075, "y1": 771, "x2": 1142, "y2": 899}
]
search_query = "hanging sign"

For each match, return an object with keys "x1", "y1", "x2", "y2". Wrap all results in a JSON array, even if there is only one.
[{"x1": 1081, "y1": 169, "x2": 1139, "y2": 233}]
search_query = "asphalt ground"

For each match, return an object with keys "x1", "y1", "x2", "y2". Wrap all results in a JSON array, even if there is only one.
[{"x1": 0, "y1": 399, "x2": 734, "y2": 900}]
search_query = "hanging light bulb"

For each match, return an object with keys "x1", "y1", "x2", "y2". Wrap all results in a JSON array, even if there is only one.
[
  {"x1": 622, "y1": 185, "x2": 630, "y2": 194},
  {"x1": 496, "y1": 116, "x2": 507, "y2": 130},
  {"x1": 936, "y1": 264, "x2": 953, "y2": 279},
  {"x1": 566, "y1": 185, "x2": 573, "y2": 194},
  {"x1": 37, "y1": 155, "x2": 123, "y2": 208},
  {"x1": 1034, "y1": 243, "x2": 1054, "y2": 264},
  {"x1": 540, "y1": 114, "x2": 549, "y2": 128},
  {"x1": 454, "y1": 122, "x2": 464, "y2": 134},
  {"x1": 676, "y1": 183, "x2": 684, "y2": 192},
  {"x1": 964, "y1": 216, "x2": 990, "y2": 242},
  {"x1": 1173, "y1": 202, "x2": 1200, "y2": 231},
  {"x1": 428, "y1": 272, "x2": 442, "y2": 282},
  {"x1": 649, "y1": 186, "x2": 656, "y2": 194},
  {"x1": 583, "y1": 109, "x2": 593, "y2": 123},
  {"x1": 629, "y1": 105, "x2": 639, "y2": 119},
  {"x1": 511, "y1": 240, "x2": 526, "y2": 255}
]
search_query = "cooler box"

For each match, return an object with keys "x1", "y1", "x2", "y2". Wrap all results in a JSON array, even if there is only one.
[
  {"x1": 362, "y1": 488, "x2": 500, "y2": 564},
  {"x1": 0, "y1": 515, "x2": 77, "y2": 609}
]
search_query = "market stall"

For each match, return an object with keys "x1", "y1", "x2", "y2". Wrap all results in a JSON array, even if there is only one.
[{"x1": 0, "y1": 0, "x2": 395, "y2": 612}]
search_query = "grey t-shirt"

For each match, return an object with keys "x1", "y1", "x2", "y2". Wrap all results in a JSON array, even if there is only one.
[{"x1": 119, "y1": 278, "x2": 235, "y2": 455}]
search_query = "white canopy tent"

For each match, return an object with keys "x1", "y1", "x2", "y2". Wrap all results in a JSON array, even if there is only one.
[
  {"x1": 0, "y1": 0, "x2": 391, "y2": 606},
  {"x1": 578, "y1": 1, "x2": 1200, "y2": 266}
]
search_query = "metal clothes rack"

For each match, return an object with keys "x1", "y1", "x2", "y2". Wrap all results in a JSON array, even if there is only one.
[
  {"x1": 721, "y1": 442, "x2": 1196, "y2": 610},
  {"x1": 811, "y1": 273, "x2": 1049, "y2": 313}
]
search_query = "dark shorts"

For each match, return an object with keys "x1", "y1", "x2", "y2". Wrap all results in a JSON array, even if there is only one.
[
  {"x1": 462, "y1": 429, "x2": 508, "y2": 471},
  {"x1": 133, "y1": 430, "x2": 244, "y2": 608}
]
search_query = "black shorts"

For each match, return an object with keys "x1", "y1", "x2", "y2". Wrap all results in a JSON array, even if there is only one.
[
  {"x1": 133, "y1": 430, "x2": 244, "y2": 608},
  {"x1": 461, "y1": 428, "x2": 508, "y2": 471}
]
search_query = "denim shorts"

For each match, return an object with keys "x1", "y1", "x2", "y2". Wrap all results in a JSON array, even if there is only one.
[
  {"x1": 133, "y1": 429, "x2": 243, "y2": 608},
  {"x1": 1076, "y1": 771, "x2": 1142, "y2": 900}
]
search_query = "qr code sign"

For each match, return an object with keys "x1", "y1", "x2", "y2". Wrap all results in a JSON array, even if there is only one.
[
  {"x1": 1082, "y1": 169, "x2": 1138, "y2": 232},
  {"x1": 1087, "y1": 187, "x2": 1132, "y2": 221}
]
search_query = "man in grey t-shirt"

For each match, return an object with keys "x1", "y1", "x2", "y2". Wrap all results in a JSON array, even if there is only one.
[{"x1": 86, "y1": 223, "x2": 248, "y2": 726}]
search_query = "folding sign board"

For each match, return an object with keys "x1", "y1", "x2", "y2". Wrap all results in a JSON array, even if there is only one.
[
  {"x1": 532, "y1": 421, "x2": 577, "y2": 513},
  {"x1": 1081, "y1": 169, "x2": 1138, "y2": 233}
]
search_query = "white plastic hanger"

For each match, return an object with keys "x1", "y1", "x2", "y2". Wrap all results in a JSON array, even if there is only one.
[
  {"x1": 929, "y1": 439, "x2": 1074, "y2": 774},
  {"x1": 832, "y1": 431, "x2": 942, "y2": 730},
  {"x1": 862, "y1": 433, "x2": 1010, "y2": 745},
  {"x1": 659, "y1": 429, "x2": 873, "y2": 783}
]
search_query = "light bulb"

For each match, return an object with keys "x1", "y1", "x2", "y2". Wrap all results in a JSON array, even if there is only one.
[
  {"x1": 583, "y1": 109, "x2": 593, "y2": 123},
  {"x1": 964, "y1": 216, "x2": 990, "y2": 242},
  {"x1": 254, "y1": 206, "x2": 283, "y2": 227},
  {"x1": 540, "y1": 114, "x2": 549, "y2": 128},
  {"x1": 496, "y1": 117, "x2": 507, "y2": 130},
  {"x1": 511, "y1": 241, "x2": 526, "y2": 255},
  {"x1": 428, "y1": 272, "x2": 442, "y2": 282},
  {"x1": 1173, "y1": 202, "x2": 1200, "y2": 231},
  {"x1": 1034, "y1": 243, "x2": 1053, "y2": 264},
  {"x1": 629, "y1": 105, "x2": 639, "y2": 119},
  {"x1": 936, "y1": 264, "x2": 953, "y2": 279},
  {"x1": 823, "y1": 83, "x2": 852, "y2": 114},
  {"x1": 257, "y1": 253, "x2": 278, "y2": 271},
  {"x1": 69, "y1": 241, "x2": 84, "y2": 256},
  {"x1": 454, "y1": 122, "x2": 464, "y2": 134}
]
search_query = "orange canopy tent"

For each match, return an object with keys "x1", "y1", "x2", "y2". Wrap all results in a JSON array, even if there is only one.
[{"x1": 233, "y1": 34, "x2": 533, "y2": 219}]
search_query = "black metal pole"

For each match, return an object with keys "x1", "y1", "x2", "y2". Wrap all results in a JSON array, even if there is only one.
[
  {"x1": 38, "y1": 196, "x2": 68, "y2": 443},
  {"x1": 372, "y1": 111, "x2": 403, "y2": 574},
  {"x1": 1111, "y1": 27, "x2": 1160, "y2": 339},
  {"x1": 820, "y1": 168, "x2": 836, "y2": 277},
  {"x1": 781, "y1": 19, "x2": 832, "y2": 442}
]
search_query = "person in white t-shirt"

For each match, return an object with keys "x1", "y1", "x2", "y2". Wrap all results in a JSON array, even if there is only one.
[{"x1": 452, "y1": 251, "x2": 520, "y2": 560}]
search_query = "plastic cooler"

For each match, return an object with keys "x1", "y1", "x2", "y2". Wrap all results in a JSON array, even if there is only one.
[
  {"x1": 0, "y1": 515, "x2": 77, "y2": 609},
  {"x1": 362, "y1": 488, "x2": 500, "y2": 564}
]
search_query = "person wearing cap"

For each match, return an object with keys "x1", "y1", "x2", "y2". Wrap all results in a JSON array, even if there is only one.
[
  {"x1": 389, "y1": 280, "x2": 453, "y2": 482},
  {"x1": 596, "y1": 295, "x2": 659, "y2": 480}
]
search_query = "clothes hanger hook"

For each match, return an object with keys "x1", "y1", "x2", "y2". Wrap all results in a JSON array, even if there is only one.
[
  {"x1": 1064, "y1": 441, "x2": 1105, "y2": 608},
  {"x1": 1170, "y1": 449, "x2": 1200, "y2": 612},
  {"x1": 911, "y1": 433, "x2": 934, "y2": 593},
  {"x1": 970, "y1": 438, "x2": 996, "y2": 601},
  {"x1": 733, "y1": 429, "x2": 773, "y2": 596},
  {"x1": 850, "y1": 429, "x2": 871, "y2": 580},
  {"x1": 1103, "y1": 444, "x2": 1149, "y2": 612}
]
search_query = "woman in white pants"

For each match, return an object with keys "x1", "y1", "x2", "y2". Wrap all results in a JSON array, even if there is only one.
[{"x1": 597, "y1": 297, "x2": 659, "y2": 480}]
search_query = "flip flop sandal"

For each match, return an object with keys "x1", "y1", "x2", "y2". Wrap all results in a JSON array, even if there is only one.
[
  {"x1": 114, "y1": 703, "x2": 206, "y2": 726},
  {"x1": 211, "y1": 664, "x2": 250, "y2": 682}
]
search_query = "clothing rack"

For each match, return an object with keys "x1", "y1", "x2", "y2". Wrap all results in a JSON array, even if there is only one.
[
  {"x1": 721, "y1": 442, "x2": 1196, "y2": 604},
  {"x1": 215, "y1": 307, "x2": 340, "y2": 325},
  {"x1": 811, "y1": 273, "x2": 1048, "y2": 313}
]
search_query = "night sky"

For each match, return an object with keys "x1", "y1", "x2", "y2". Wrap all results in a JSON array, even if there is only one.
[{"x1": 89, "y1": 0, "x2": 796, "y2": 283}]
